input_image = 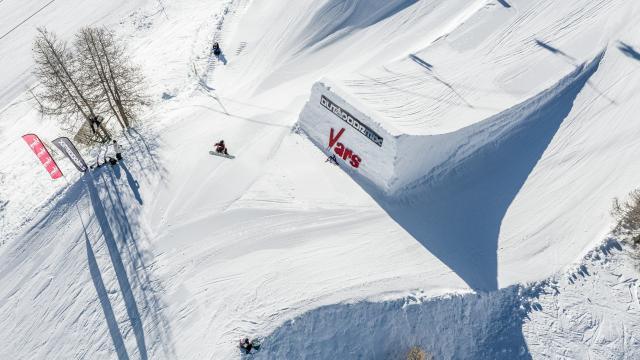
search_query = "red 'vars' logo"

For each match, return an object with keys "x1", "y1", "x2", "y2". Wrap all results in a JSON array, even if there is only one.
[{"x1": 328, "y1": 128, "x2": 362, "y2": 168}]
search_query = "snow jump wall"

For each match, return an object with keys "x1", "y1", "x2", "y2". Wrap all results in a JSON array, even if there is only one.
[
  {"x1": 299, "y1": 53, "x2": 603, "y2": 197},
  {"x1": 298, "y1": 81, "x2": 396, "y2": 193}
]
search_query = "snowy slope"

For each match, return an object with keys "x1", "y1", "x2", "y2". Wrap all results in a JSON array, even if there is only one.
[{"x1": 1, "y1": 0, "x2": 640, "y2": 359}]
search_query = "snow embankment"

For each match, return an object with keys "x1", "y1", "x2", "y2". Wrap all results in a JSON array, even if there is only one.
[
  {"x1": 255, "y1": 286, "x2": 531, "y2": 360},
  {"x1": 254, "y1": 237, "x2": 640, "y2": 360},
  {"x1": 298, "y1": 52, "x2": 604, "y2": 196}
]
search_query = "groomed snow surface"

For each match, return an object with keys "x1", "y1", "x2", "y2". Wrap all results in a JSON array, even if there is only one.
[{"x1": 1, "y1": 0, "x2": 640, "y2": 359}]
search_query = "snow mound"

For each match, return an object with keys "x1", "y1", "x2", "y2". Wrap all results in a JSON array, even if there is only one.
[
  {"x1": 255, "y1": 237, "x2": 640, "y2": 360},
  {"x1": 255, "y1": 286, "x2": 531, "y2": 359}
]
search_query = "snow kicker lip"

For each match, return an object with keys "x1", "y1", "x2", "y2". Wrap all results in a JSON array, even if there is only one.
[{"x1": 320, "y1": 95, "x2": 384, "y2": 147}]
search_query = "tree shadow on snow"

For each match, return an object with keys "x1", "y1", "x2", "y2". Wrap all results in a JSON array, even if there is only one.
[
  {"x1": 83, "y1": 172, "x2": 175, "y2": 359},
  {"x1": 355, "y1": 53, "x2": 604, "y2": 291},
  {"x1": 123, "y1": 127, "x2": 168, "y2": 184},
  {"x1": 84, "y1": 174, "x2": 149, "y2": 359},
  {"x1": 255, "y1": 286, "x2": 532, "y2": 360},
  {"x1": 84, "y1": 234, "x2": 131, "y2": 360}
]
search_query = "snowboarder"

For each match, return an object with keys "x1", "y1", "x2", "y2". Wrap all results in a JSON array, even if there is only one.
[
  {"x1": 325, "y1": 154, "x2": 339, "y2": 165},
  {"x1": 112, "y1": 140, "x2": 122, "y2": 160},
  {"x1": 214, "y1": 139, "x2": 228, "y2": 155},
  {"x1": 212, "y1": 42, "x2": 221, "y2": 56}
]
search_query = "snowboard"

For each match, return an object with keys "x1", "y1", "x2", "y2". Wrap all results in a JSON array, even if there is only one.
[{"x1": 209, "y1": 150, "x2": 235, "y2": 159}]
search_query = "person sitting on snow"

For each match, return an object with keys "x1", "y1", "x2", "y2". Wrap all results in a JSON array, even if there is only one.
[
  {"x1": 212, "y1": 42, "x2": 221, "y2": 56},
  {"x1": 214, "y1": 140, "x2": 228, "y2": 155},
  {"x1": 112, "y1": 139, "x2": 122, "y2": 160},
  {"x1": 240, "y1": 338, "x2": 253, "y2": 354}
]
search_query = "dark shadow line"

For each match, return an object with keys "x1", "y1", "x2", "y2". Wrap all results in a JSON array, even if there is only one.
[
  {"x1": 190, "y1": 104, "x2": 292, "y2": 129},
  {"x1": 85, "y1": 235, "x2": 131, "y2": 360},
  {"x1": 497, "y1": 0, "x2": 511, "y2": 8},
  {"x1": 97, "y1": 170, "x2": 176, "y2": 357},
  {"x1": 535, "y1": 39, "x2": 577, "y2": 62},
  {"x1": 84, "y1": 174, "x2": 148, "y2": 360},
  {"x1": 534, "y1": 40, "x2": 616, "y2": 105},
  {"x1": 403, "y1": 55, "x2": 475, "y2": 108},
  {"x1": 618, "y1": 41, "x2": 640, "y2": 61},
  {"x1": 409, "y1": 54, "x2": 433, "y2": 70},
  {"x1": 100, "y1": 170, "x2": 147, "y2": 288},
  {"x1": 126, "y1": 127, "x2": 162, "y2": 174}
]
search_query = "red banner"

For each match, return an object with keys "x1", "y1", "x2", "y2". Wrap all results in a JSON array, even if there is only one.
[{"x1": 22, "y1": 134, "x2": 63, "y2": 180}]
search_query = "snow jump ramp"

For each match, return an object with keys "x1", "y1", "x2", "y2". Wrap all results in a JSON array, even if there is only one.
[
  {"x1": 299, "y1": 52, "x2": 604, "y2": 198},
  {"x1": 298, "y1": 52, "x2": 604, "y2": 290}
]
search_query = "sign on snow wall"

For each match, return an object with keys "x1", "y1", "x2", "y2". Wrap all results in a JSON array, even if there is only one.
[
  {"x1": 320, "y1": 95, "x2": 384, "y2": 147},
  {"x1": 298, "y1": 82, "x2": 396, "y2": 192}
]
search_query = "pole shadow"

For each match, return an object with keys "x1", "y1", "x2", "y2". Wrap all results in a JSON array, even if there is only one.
[
  {"x1": 85, "y1": 235, "x2": 131, "y2": 360},
  {"x1": 84, "y1": 174, "x2": 149, "y2": 360},
  {"x1": 353, "y1": 54, "x2": 603, "y2": 291},
  {"x1": 535, "y1": 39, "x2": 577, "y2": 63},
  {"x1": 497, "y1": 0, "x2": 511, "y2": 8},
  {"x1": 96, "y1": 169, "x2": 177, "y2": 359},
  {"x1": 618, "y1": 41, "x2": 640, "y2": 61},
  {"x1": 409, "y1": 54, "x2": 433, "y2": 70}
]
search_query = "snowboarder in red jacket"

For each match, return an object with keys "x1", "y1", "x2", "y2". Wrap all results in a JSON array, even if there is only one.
[{"x1": 214, "y1": 140, "x2": 228, "y2": 155}]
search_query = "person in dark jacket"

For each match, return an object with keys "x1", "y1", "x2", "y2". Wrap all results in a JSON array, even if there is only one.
[
  {"x1": 239, "y1": 338, "x2": 253, "y2": 354},
  {"x1": 214, "y1": 140, "x2": 228, "y2": 155}
]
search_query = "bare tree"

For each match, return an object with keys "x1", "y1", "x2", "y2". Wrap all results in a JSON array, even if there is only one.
[
  {"x1": 32, "y1": 27, "x2": 109, "y2": 141},
  {"x1": 612, "y1": 189, "x2": 640, "y2": 245},
  {"x1": 74, "y1": 26, "x2": 148, "y2": 130}
]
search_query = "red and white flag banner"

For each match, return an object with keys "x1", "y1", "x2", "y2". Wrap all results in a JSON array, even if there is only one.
[{"x1": 22, "y1": 133, "x2": 63, "y2": 180}]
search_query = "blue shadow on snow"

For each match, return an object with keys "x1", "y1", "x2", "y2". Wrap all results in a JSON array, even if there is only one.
[
  {"x1": 362, "y1": 53, "x2": 603, "y2": 291},
  {"x1": 618, "y1": 41, "x2": 640, "y2": 61},
  {"x1": 255, "y1": 286, "x2": 532, "y2": 359},
  {"x1": 84, "y1": 174, "x2": 148, "y2": 360}
]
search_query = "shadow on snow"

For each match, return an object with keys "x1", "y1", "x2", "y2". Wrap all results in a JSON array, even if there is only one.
[
  {"x1": 355, "y1": 53, "x2": 603, "y2": 291},
  {"x1": 82, "y1": 162, "x2": 174, "y2": 359},
  {"x1": 300, "y1": 0, "x2": 418, "y2": 50},
  {"x1": 255, "y1": 286, "x2": 532, "y2": 360},
  {"x1": 618, "y1": 41, "x2": 640, "y2": 61}
]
